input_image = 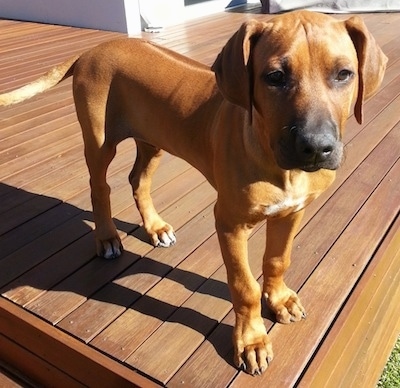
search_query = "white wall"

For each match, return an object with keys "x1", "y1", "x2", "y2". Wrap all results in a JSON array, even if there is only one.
[
  {"x1": 0, "y1": 0, "x2": 142, "y2": 35},
  {"x1": 140, "y1": 0, "x2": 185, "y2": 29},
  {"x1": 0, "y1": 0, "x2": 255, "y2": 34}
]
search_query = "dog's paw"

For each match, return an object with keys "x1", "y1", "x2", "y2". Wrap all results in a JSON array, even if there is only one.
[
  {"x1": 233, "y1": 317, "x2": 273, "y2": 375},
  {"x1": 264, "y1": 284, "x2": 306, "y2": 324},
  {"x1": 147, "y1": 221, "x2": 176, "y2": 248},
  {"x1": 96, "y1": 237, "x2": 123, "y2": 260},
  {"x1": 155, "y1": 229, "x2": 176, "y2": 248}
]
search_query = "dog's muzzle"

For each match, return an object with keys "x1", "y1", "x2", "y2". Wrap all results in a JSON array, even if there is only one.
[{"x1": 276, "y1": 119, "x2": 344, "y2": 172}]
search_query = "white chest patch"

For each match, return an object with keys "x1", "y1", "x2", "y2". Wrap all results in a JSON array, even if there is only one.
[{"x1": 263, "y1": 196, "x2": 309, "y2": 218}]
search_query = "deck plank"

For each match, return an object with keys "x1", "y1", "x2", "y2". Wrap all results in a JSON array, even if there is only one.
[
  {"x1": 0, "y1": 7, "x2": 399, "y2": 387},
  {"x1": 299, "y1": 216, "x2": 400, "y2": 387}
]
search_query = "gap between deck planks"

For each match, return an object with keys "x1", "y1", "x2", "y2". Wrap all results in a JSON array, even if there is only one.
[
  {"x1": 0, "y1": 363, "x2": 27, "y2": 388},
  {"x1": 0, "y1": 8, "x2": 399, "y2": 387}
]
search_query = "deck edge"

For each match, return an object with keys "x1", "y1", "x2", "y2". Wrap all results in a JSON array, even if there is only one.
[
  {"x1": 0, "y1": 298, "x2": 160, "y2": 387},
  {"x1": 298, "y1": 214, "x2": 400, "y2": 387}
]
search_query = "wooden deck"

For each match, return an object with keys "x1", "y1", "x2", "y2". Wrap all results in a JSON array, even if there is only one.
[{"x1": 0, "y1": 4, "x2": 399, "y2": 387}]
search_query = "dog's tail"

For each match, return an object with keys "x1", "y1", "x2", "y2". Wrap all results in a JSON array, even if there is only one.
[{"x1": 0, "y1": 54, "x2": 80, "y2": 106}]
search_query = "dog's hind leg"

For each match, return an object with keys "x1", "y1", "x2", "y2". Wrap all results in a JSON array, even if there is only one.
[
  {"x1": 84, "y1": 140, "x2": 122, "y2": 260},
  {"x1": 74, "y1": 75, "x2": 124, "y2": 259},
  {"x1": 129, "y1": 140, "x2": 176, "y2": 247}
]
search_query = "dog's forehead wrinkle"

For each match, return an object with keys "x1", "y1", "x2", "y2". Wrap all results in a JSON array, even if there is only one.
[
  {"x1": 258, "y1": 28, "x2": 340, "y2": 75},
  {"x1": 269, "y1": 16, "x2": 350, "y2": 59}
]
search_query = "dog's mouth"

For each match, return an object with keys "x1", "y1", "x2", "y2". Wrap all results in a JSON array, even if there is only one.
[
  {"x1": 276, "y1": 155, "x2": 341, "y2": 172},
  {"x1": 299, "y1": 162, "x2": 337, "y2": 173}
]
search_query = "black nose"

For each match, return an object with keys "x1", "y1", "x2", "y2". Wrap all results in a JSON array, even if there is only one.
[{"x1": 295, "y1": 132, "x2": 336, "y2": 164}]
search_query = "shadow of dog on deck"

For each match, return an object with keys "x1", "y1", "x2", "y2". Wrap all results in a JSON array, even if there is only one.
[{"x1": 0, "y1": 183, "x2": 262, "y2": 370}]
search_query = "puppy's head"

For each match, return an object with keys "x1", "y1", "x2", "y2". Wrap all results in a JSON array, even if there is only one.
[{"x1": 212, "y1": 11, "x2": 387, "y2": 172}]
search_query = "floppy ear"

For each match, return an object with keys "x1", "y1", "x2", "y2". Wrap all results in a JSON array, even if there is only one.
[
  {"x1": 345, "y1": 16, "x2": 388, "y2": 124},
  {"x1": 211, "y1": 20, "x2": 266, "y2": 119}
]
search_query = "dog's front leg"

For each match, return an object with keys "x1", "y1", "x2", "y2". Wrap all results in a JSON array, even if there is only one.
[
  {"x1": 263, "y1": 210, "x2": 306, "y2": 324},
  {"x1": 215, "y1": 202, "x2": 273, "y2": 375}
]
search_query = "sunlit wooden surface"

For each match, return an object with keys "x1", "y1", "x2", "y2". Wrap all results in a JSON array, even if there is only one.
[{"x1": 0, "y1": 5, "x2": 399, "y2": 386}]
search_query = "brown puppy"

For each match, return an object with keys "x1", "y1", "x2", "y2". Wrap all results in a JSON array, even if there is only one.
[{"x1": 0, "y1": 11, "x2": 387, "y2": 375}]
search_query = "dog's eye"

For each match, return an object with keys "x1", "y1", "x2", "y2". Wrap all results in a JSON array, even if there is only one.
[
  {"x1": 335, "y1": 69, "x2": 353, "y2": 83},
  {"x1": 264, "y1": 70, "x2": 286, "y2": 87}
]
